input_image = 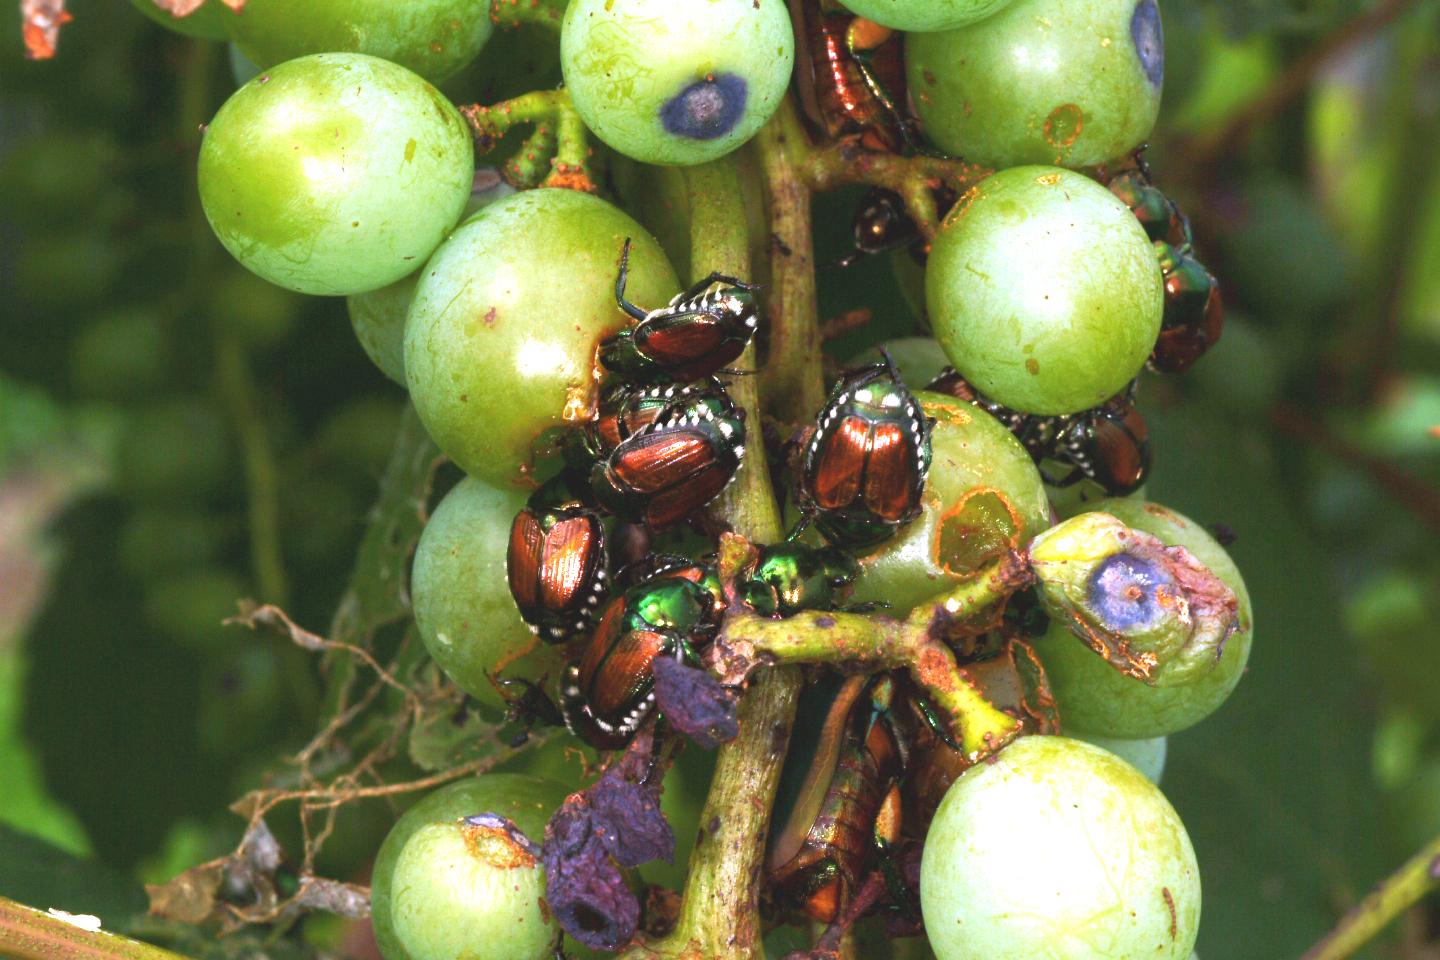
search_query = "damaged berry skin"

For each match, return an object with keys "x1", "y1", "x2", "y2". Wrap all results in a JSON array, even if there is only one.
[
  {"x1": 560, "y1": 0, "x2": 794, "y2": 165},
  {"x1": 1033, "y1": 499, "x2": 1253, "y2": 738},
  {"x1": 372, "y1": 775, "x2": 569, "y2": 960},
  {"x1": 845, "y1": 391, "x2": 1051, "y2": 614},
  {"x1": 920, "y1": 736, "x2": 1199, "y2": 960}
]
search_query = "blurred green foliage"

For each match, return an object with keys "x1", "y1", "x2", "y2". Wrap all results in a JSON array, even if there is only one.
[{"x1": 0, "y1": 1, "x2": 1437, "y2": 958}]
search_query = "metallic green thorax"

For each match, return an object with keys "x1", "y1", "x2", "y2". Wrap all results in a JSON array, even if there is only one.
[
  {"x1": 624, "y1": 578, "x2": 712, "y2": 641},
  {"x1": 743, "y1": 543, "x2": 860, "y2": 618}
]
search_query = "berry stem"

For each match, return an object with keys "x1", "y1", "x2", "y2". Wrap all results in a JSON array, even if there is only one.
[
  {"x1": 0, "y1": 896, "x2": 190, "y2": 960},
  {"x1": 710, "y1": 552, "x2": 1033, "y2": 760},
  {"x1": 796, "y1": 128, "x2": 992, "y2": 242},
  {"x1": 1298, "y1": 832, "x2": 1440, "y2": 960},
  {"x1": 458, "y1": 90, "x2": 596, "y2": 193},
  {"x1": 753, "y1": 97, "x2": 827, "y2": 418},
  {"x1": 632, "y1": 156, "x2": 799, "y2": 960}
]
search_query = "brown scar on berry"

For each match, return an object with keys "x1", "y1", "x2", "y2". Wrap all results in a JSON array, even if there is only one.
[
  {"x1": 462, "y1": 818, "x2": 539, "y2": 870},
  {"x1": 1162, "y1": 886, "x2": 1177, "y2": 940}
]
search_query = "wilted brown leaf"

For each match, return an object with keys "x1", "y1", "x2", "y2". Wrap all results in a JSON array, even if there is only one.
[{"x1": 20, "y1": 0, "x2": 70, "y2": 59}]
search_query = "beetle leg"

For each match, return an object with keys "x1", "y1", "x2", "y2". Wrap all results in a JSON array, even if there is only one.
[
  {"x1": 497, "y1": 677, "x2": 565, "y2": 730},
  {"x1": 614, "y1": 237, "x2": 650, "y2": 322},
  {"x1": 910, "y1": 688, "x2": 963, "y2": 754},
  {"x1": 680, "y1": 272, "x2": 763, "y2": 298}
]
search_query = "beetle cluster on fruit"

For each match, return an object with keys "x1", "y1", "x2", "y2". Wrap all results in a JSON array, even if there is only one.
[{"x1": 114, "y1": 0, "x2": 1266, "y2": 956}]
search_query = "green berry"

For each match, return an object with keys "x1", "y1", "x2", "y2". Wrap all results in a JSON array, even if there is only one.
[
  {"x1": 373, "y1": 776, "x2": 569, "y2": 960},
  {"x1": 907, "y1": 0, "x2": 1164, "y2": 168},
  {"x1": 927, "y1": 167, "x2": 1163, "y2": 415},
  {"x1": 227, "y1": 0, "x2": 494, "y2": 83},
  {"x1": 198, "y1": 53, "x2": 473, "y2": 296},
  {"x1": 1033, "y1": 499, "x2": 1253, "y2": 737},
  {"x1": 411, "y1": 477, "x2": 565, "y2": 710},
  {"x1": 405, "y1": 189, "x2": 678, "y2": 487},
  {"x1": 348, "y1": 274, "x2": 415, "y2": 386},
  {"x1": 881, "y1": 337, "x2": 951, "y2": 392},
  {"x1": 921, "y1": 736, "x2": 1199, "y2": 960},
  {"x1": 348, "y1": 173, "x2": 516, "y2": 386},
  {"x1": 846, "y1": 391, "x2": 1050, "y2": 613},
  {"x1": 1071, "y1": 732, "x2": 1167, "y2": 783},
  {"x1": 836, "y1": 0, "x2": 1012, "y2": 33},
  {"x1": 561, "y1": 0, "x2": 794, "y2": 165}
]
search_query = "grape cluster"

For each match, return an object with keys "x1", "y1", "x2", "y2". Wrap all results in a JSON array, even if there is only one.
[{"x1": 165, "y1": 0, "x2": 1255, "y2": 956}]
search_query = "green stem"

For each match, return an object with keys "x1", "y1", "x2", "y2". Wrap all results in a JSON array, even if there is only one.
[
  {"x1": 711, "y1": 553, "x2": 1032, "y2": 760},
  {"x1": 459, "y1": 90, "x2": 596, "y2": 193},
  {"x1": 754, "y1": 98, "x2": 826, "y2": 419},
  {"x1": 631, "y1": 157, "x2": 797, "y2": 960},
  {"x1": 1298, "y1": 833, "x2": 1440, "y2": 960},
  {"x1": 0, "y1": 897, "x2": 193, "y2": 960},
  {"x1": 796, "y1": 132, "x2": 992, "y2": 242},
  {"x1": 215, "y1": 337, "x2": 287, "y2": 605}
]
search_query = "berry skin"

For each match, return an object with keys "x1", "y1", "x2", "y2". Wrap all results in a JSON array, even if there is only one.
[
  {"x1": 561, "y1": 0, "x2": 794, "y2": 165},
  {"x1": 198, "y1": 53, "x2": 473, "y2": 296},
  {"x1": 926, "y1": 167, "x2": 1163, "y2": 415},
  {"x1": 835, "y1": 0, "x2": 1012, "y2": 33},
  {"x1": 907, "y1": 0, "x2": 1164, "y2": 168},
  {"x1": 1033, "y1": 499, "x2": 1253, "y2": 737},
  {"x1": 373, "y1": 775, "x2": 570, "y2": 960},
  {"x1": 411, "y1": 478, "x2": 565, "y2": 711},
  {"x1": 845, "y1": 391, "x2": 1051, "y2": 614},
  {"x1": 226, "y1": 0, "x2": 494, "y2": 84},
  {"x1": 920, "y1": 736, "x2": 1200, "y2": 960}
]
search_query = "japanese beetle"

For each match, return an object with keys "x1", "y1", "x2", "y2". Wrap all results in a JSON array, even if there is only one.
[
  {"x1": 506, "y1": 474, "x2": 608, "y2": 643},
  {"x1": 1151, "y1": 241, "x2": 1224, "y2": 375},
  {"x1": 567, "y1": 378, "x2": 735, "y2": 469},
  {"x1": 742, "y1": 542, "x2": 859, "y2": 618},
  {"x1": 926, "y1": 369, "x2": 1151, "y2": 497},
  {"x1": 601, "y1": 239, "x2": 761, "y2": 384},
  {"x1": 766, "y1": 672, "x2": 909, "y2": 924},
  {"x1": 1106, "y1": 166, "x2": 1192, "y2": 249},
  {"x1": 560, "y1": 573, "x2": 720, "y2": 750},
  {"x1": 791, "y1": 0, "x2": 912, "y2": 154},
  {"x1": 590, "y1": 390, "x2": 746, "y2": 530},
  {"x1": 797, "y1": 359, "x2": 932, "y2": 549},
  {"x1": 617, "y1": 553, "x2": 726, "y2": 627},
  {"x1": 1052, "y1": 391, "x2": 1152, "y2": 496}
]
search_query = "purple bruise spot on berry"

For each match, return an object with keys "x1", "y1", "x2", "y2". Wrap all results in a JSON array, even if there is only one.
[
  {"x1": 660, "y1": 73, "x2": 748, "y2": 141},
  {"x1": 1086, "y1": 552, "x2": 1172, "y2": 631},
  {"x1": 1130, "y1": 0, "x2": 1164, "y2": 89}
]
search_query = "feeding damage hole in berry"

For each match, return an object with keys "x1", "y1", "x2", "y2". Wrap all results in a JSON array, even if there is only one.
[
  {"x1": 660, "y1": 73, "x2": 748, "y2": 141},
  {"x1": 1086, "y1": 552, "x2": 1172, "y2": 630},
  {"x1": 1130, "y1": 0, "x2": 1164, "y2": 89}
]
